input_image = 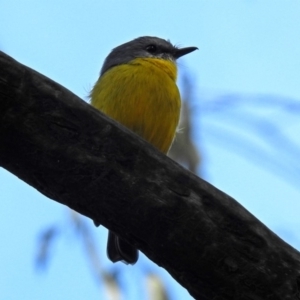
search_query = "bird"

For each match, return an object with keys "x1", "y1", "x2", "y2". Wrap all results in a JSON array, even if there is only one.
[{"x1": 90, "y1": 36, "x2": 197, "y2": 265}]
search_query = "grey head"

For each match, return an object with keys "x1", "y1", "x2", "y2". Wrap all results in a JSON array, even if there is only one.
[{"x1": 100, "y1": 36, "x2": 197, "y2": 76}]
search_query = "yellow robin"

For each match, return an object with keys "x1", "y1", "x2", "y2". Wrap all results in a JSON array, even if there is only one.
[{"x1": 90, "y1": 36, "x2": 197, "y2": 265}]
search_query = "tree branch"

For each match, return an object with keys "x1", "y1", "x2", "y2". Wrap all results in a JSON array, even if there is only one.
[{"x1": 0, "y1": 51, "x2": 300, "y2": 300}]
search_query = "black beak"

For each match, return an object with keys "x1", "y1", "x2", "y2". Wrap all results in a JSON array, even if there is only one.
[{"x1": 174, "y1": 46, "x2": 198, "y2": 59}]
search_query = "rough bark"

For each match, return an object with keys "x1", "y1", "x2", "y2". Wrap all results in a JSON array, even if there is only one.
[{"x1": 1, "y1": 51, "x2": 300, "y2": 300}]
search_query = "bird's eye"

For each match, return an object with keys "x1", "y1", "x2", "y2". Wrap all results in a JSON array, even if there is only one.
[{"x1": 146, "y1": 44, "x2": 157, "y2": 53}]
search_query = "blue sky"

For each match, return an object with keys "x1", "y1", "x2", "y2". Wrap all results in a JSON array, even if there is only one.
[{"x1": 1, "y1": 1, "x2": 300, "y2": 299}]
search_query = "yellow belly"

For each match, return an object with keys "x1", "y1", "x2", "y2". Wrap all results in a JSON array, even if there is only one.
[{"x1": 90, "y1": 58, "x2": 181, "y2": 154}]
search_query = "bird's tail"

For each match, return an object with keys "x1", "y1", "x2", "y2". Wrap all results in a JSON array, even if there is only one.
[{"x1": 107, "y1": 231, "x2": 139, "y2": 265}]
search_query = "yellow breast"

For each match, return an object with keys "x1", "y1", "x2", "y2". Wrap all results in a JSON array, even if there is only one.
[{"x1": 90, "y1": 57, "x2": 181, "y2": 154}]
